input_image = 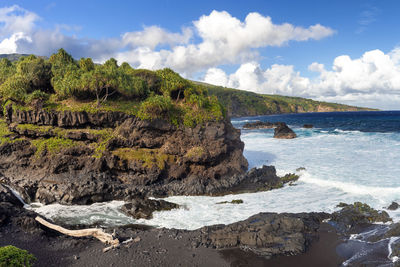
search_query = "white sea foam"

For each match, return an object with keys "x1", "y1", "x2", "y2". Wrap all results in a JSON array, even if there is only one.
[{"x1": 29, "y1": 201, "x2": 135, "y2": 227}]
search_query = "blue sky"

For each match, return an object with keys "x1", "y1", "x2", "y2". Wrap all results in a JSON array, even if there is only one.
[{"x1": 1, "y1": 0, "x2": 400, "y2": 109}]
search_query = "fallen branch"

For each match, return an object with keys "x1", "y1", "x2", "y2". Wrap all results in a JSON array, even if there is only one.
[{"x1": 35, "y1": 216, "x2": 120, "y2": 247}]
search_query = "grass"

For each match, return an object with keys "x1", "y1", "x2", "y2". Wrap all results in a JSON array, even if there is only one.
[
  {"x1": 0, "y1": 119, "x2": 23, "y2": 145},
  {"x1": 112, "y1": 147, "x2": 174, "y2": 170},
  {"x1": 31, "y1": 137, "x2": 82, "y2": 157},
  {"x1": 16, "y1": 123, "x2": 53, "y2": 134},
  {"x1": 44, "y1": 98, "x2": 141, "y2": 115}
]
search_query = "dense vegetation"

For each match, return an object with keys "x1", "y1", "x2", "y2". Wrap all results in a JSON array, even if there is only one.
[
  {"x1": 0, "y1": 49, "x2": 224, "y2": 127},
  {"x1": 0, "y1": 245, "x2": 36, "y2": 267},
  {"x1": 201, "y1": 82, "x2": 375, "y2": 117},
  {"x1": 0, "y1": 49, "x2": 373, "y2": 126}
]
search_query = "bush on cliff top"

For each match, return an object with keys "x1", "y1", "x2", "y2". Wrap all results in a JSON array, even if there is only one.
[
  {"x1": 0, "y1": 245, "x2": 36, "y2": 267},
  {"x1": 0, "y1": 48, "x2": 225, "y2": 127}
]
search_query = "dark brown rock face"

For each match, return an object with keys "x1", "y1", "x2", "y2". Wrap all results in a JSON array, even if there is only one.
[
  {"x1": 274, "y1": 123, "x2": 297, "y2": 139},
  {"x1": 1, "y1": 107, "x2": 255, "y2": 204},
  {"x1": 7, "y1": 106, "x2": 130, "y2": 128},
  {"x1": 0, "y1": 183, "x2": 23, "y2": 207},
  {"x1": 199, "y1": 212, "x2": 328, "y2": 258}
]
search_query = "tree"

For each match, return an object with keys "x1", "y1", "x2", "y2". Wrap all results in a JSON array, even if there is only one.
[
  {"x1": 15, "y1": 55, "x2": 52, "y2": 93},
  {"x1": 0, "y1": 58, "x2": 16, "y2": 85},
  {"x1": 0, "y1": 75, "x2": 29, "y2": 103},
  {"x1": 49, "y1": 48, "x2": 75, "y2": 67},
  {"x1": 78, "y1": 57, "x2": 95, "y2": 72},
  {"x1": 156, "y1": 68, "x2": 191, "y2": 101},
  {"x1": 80, "y1": 64, "x2": 119, "y2": 106}
]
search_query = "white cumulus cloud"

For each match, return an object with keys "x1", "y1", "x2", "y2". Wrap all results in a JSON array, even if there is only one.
[
  {"x1": 203, "y1": 48, "x2": 400, "y2": 109},
  {"x1": 0, "y1": 6, "x2": 335, "y2": 76}
]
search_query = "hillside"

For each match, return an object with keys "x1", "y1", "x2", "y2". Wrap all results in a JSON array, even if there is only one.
[
  {"x1": 0, "y1": 52, "x2": 376, "y2": 119},
  {"x1": 196, "y1": 82, "x2": 376, "y2": 118}
]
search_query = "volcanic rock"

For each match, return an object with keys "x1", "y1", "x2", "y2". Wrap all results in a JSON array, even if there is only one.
[
  {"x1": 121, "y1": 198, "x2": 179, "y2": 219},
  {"x1": 387, "y1": 201, "x2": 399, "y2": 210},
  {"x1": 273, "y1": 123, "x2": 297, "y2": 139},
  {"x1": 199, "y1": 212, "x2": 328, "y2": 258},
  {"x1": 243, "y1": 121, "x2": 274, "y2": 129}
]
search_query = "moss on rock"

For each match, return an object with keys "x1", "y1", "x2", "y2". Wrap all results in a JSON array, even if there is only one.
[{"x1": 112, "y1": 147, "x2": 175, "y2": 170}]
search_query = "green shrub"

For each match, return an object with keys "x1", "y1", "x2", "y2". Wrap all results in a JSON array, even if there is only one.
[
  {"x1": 137, "y1": 95, "x2": 182, "y2": 126},
  {"x1": 0, "y1": 75, "x2": 29, "y2": 102},
  {"x1": 25, "y1": 90, "x2": 50, "y2": 103},
  {"x1": 130, "y1": 69, "x2": 162, "y2": 94},
  {"x1": 117, "y1": 75, "x2": 148, "y2": 99},
  {"x1": 16, "y1": 55, "x2": 52, "y2": 93},
  {"x1": 0, "y1": 58, "x2": 16, "y2": 85},
  {"x1": 0, "y1": 245, "x2": 36, "y2": 267},
  {"x1": 156, "y1": 68, "x2": 191, "y2": 98},
  {"x1": 182, "y1": 95, "x2": 225, "y2": 127}
]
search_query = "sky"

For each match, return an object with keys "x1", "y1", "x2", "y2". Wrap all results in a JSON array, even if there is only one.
[{"x1": 1, "y1": 0, "x2": 400, "y2": 110}]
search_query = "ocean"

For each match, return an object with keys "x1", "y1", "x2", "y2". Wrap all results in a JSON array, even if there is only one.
[{"x1": 30, "y1": 111, "x2": 400, "y2": 230}]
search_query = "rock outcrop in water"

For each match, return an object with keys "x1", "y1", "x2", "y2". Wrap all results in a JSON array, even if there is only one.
[
  {"x1": 121, "y1": 198, "x2": 179, "y2": 220},
  {"x1": 243, "y1": 121, "x2": 275, "y2": 129},
  {"x1": 273, "y1": 123, "x2": 297, "y2": 139},
  {"x1": 0, "y1": 106, "x2": 298, "y2": 205},
  {"x1": 242, "y1": 120, "x2": 297, "y2": 139}
]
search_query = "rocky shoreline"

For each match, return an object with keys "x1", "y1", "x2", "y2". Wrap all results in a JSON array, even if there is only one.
[
  {"x1": 2, "y1": 183, "x2": 400, "y2": 266},
  {"x1": 2, "y1": 107, "x2": 400, "y2": 266}
]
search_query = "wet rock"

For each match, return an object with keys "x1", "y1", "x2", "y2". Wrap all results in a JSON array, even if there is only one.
[
  {"x1": 387, "y1": 201, "x2": 400, "y2": 210},
  {"x1": 331, "y1": 202, "x2": 392, "y2": 232},
  {"x1": 0, "y1": 183, "x2": 23, "y2": 207},
  {"x1": 199, "y1": 212, "x2": 328, "y2": 258},
  {"x1": 273, "y1": 123, "x2": 297, "y2": 139},
  {"x1": 243, "y1": 121, "x2": 274, "y2": 129},
  {"x1": 216, "y1": 199, "x2": 243, "y2": 204},
  {"x1": 303, "y1": 124, "x2": 313, "y2": 128},
  {"x1": 121, "y1": 198, "x2": 179, "y2": 219}
]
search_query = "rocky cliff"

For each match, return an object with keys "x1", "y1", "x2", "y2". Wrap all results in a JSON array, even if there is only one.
[{"x1": 0, "y1": 104, "x2": 287, "y2": 205}]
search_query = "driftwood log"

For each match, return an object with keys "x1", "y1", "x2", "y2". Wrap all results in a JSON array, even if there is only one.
[{"x1": 35, "y1": 216, "x2": 120, "y2": 250}]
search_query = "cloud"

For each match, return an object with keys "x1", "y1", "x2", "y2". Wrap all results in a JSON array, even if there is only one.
[
  {"x1": 356, "y1": 4, "x2": 380, "y2": 34},
  {"x1": 0, "y1": 6, "x2": 334, "y2": 75},
  {"x1": 0, "y1": 32, "x2": 32, "y2": 53},
  {"x1": 0, "y1": 5, "x2": 38, "y2": 37},
  {"x1": 203, "y1": 48, "x2": 400, "y2": 109},
  {"x1": 122, "y1": 26, "x2": 192, "y2": 49}
]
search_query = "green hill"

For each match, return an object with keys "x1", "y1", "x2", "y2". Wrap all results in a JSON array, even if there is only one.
[
  {"x1": 195, "y1": 81, "x2": 376, "y2": 117},
  {"x1": 0, "y1": 51, "x2": 376, "y2": 121}
]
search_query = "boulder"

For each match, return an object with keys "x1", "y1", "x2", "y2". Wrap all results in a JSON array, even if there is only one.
[
  {"x1": 121, "y1": 198, "x2": 179, "y2": 219},
  {"x1": 331, "y1": 202, "x2": 391, "y2": 232},
  {"x1": 273, "y1": 123, "x2": 297, "y2": 139},
  {"x1": 303, "y1": 124, "x2": 313, "y2": 128},
  {"x1": 199, "y1": 212, "x2": 328, "y2": 258},
  {"x1": 387, "y1": 201, "x2": 399, "y2": 210}
]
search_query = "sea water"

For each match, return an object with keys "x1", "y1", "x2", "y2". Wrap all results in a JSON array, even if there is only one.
[{"x1": 31, "y1": 111, "x2": 400, "y2": 230}]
